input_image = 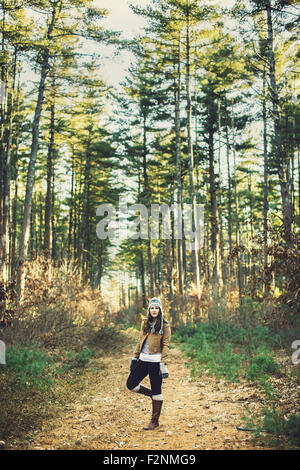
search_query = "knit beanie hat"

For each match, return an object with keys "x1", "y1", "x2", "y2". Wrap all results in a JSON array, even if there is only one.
[{"x1": 148, "y1": 297, "x2": 164, "y2": 334}]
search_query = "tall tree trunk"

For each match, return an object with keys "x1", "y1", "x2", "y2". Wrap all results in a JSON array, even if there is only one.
[
  {"x1": 39, "y1": 192, "x2": 43, "y2": 252},
  {"x1": 44, "y1": 77, "x2": 56, "y2": 258},
  {"x1": 225, "y1": 125, "x2": 233, "y2": 286},
  {"x1": 97, "y1": 238, "x2": 102, "y2": 290},
  {"x1": 29, "y1": 197, "x2": 34, "y2": 257},
  {"x1": 74, "y1": 155, "x2": 80, "y2": 262},
  {"x1": 266, "y1": 2, "x2": 293, "y2": 249},
  {"x1": 11, "y1": 65, "x2": 21, "y2": 279},
  {"x1": 16, "y1": 6, "x2": 57, "y2": 300},
  {"x1": 135, "y1": 270, "x2": 139, "y2": 303},
  {"x1": 165, "y1": 235, "x2": 176, "y2": 322},
  {"x1": 204, "y1": 194, "x2": 210, "y2": 282},
  {"x1": 75, "y1": 143, "x2": 84, "y2": 266},
  {"x1": 217, "y1": 98, "x2": 225, "y2": 289},
  {"x1": 186, "y1": 12, "x2": 201, "y2": 302},
  {"x1": 140, "y1": 250, "x2": 146, "y2": 308},
  {"x1": 174, "y1": 37, "x2": 184, "y2": 315},
  {"x1": 298, "y1": 142, "x2": 300, "y2": 224},
  {"x1": 0, "y1": 8, "x2": 7, "y2": 272},
  {"x1": 67, "y1": 146, "x2": 75, "y2": 260},
  {"x1": 80, "y1": 129, "x2": 92, "y2": 282},
  {"x1": 142, "y1": 113, "x2": 154, "y2": 297},
  {"x1": 248, "y1": 174, "x2": 256, "y2": 297},
  {"x1": 291, "y1": 82, "x2": 296, "y2": 225},
  {"x1": 208, "y1": 107, "x2": 218, "y2": 292},
  {"x1": 51, "y1": 163, "x2": 56, "y2": 259},
  {"x1": 231, "y1": 102, "x2": 242, "y2": 303},
  {"x1": 263, "y1": 67, "x2": 270, "y2": 297},
  {"x1": 1, "y1": 48, "x2": 17, "y2": 281}
]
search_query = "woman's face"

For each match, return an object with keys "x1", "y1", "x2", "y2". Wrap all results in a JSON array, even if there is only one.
[{"x1": 149, "y1": 305, "x2": 160, "y2": 318}]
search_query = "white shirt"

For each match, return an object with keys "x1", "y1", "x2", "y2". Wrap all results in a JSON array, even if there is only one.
[{"x1": 139, "y1": 337, "x2": 161, "y2": 362}]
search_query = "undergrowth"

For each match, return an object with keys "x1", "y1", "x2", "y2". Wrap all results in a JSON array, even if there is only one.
[
  {"x1": 173, "y1": 321, "x2": 281, "y2": 383},
  {"x1": 0, "y1": 327, "x2": 129, "y2": 442},
  {"x1": 173, "y1": 320, "x2": 300, "y2": 449}
]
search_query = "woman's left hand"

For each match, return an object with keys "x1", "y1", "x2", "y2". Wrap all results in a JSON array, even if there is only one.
[{"x1": 159, "y1": 362, "x2": 169, "y2": 378}]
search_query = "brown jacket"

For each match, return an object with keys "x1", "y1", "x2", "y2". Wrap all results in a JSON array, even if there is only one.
[{"x1": 133, "y1": 318, "x2": 171, "y2": 364}]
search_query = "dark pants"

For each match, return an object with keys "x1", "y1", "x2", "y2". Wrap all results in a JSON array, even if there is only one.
[{"x1": 126, "y1": 360, "x2": 162, "y2": 396}]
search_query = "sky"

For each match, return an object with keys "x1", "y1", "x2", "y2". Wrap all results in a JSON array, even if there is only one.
[
  {"x1": 22, "y1": 0, "x2": 237, "y2": 92},
  {"x1": 96, "y1": 0, "x2": 149, "y2": 38},
  {"x1": 92, "y1": 0, "x2": 148, "y2": 86},
  {"x1": 85, "y1": 0, "x2": 237, "y2": 88}
]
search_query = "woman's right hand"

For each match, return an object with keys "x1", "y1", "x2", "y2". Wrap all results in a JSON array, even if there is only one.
[{"x1": 130, "y1": 357, "x2": 138, "y2": 371}]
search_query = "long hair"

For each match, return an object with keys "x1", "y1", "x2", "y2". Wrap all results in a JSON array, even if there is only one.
[{"x1": 143, "y1": 307, "x2": 163, "y2": 334}]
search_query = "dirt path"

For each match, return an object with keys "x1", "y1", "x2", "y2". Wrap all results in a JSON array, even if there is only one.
[{"x1": 14, "y1": 330, "x2": 266, "y2": 450}]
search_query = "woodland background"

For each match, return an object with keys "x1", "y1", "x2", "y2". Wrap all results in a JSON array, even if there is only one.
[{"x1": 0, "y1": 0, "x2": 299, "y2": 450}]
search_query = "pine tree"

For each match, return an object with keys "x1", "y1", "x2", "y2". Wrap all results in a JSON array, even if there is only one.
[{"x1": 14, "y1": 0, "x2": 120, "y2": 300}]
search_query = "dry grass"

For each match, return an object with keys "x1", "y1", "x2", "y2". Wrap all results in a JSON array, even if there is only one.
[{"x1": 1, "y1": 255, "x2": 112, "y2": 350}]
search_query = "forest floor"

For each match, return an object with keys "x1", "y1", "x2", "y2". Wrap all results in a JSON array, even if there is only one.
[{"x1": 6, "y1": 328, "x2": 270, "y2": 450}]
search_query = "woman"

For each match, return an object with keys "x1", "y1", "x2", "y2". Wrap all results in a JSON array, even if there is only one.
[{"x1": 126, "y1": 297, "x2": 171, "y2": 430}]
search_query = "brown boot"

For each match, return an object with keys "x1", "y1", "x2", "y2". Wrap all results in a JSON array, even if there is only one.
[
  {"x1": 137, "y1": 385, "x2": 152, "y2": 398},
  {"x1": 143, "y1": 399, "x2": 163, "y2": 430}
]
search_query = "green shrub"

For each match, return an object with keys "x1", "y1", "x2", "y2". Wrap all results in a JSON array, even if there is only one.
[
  {"x1": 185, "y1": 339, "x2": 245, "y2": 382},
  {"x1": 244, "y1": 347, "x2": 279, "y2": 382},
  {"x1": 76, "y1": 348, "x2": 94, "y2": 366},
  {"x1": 246, "y1": 406, "x2": 300, "y2": 449},
  {"x1": 213, "y1": 343, "x2": 243, "y2": 382},
  {"x1": 2, "y1": 344, "x2": 54, "y2": 389},
  {"x1": 175, "y1": 320, "x2": 281, "y2": 384},
  {"x1": 172, "y1": 322, "x2": 197, "y2": 342},
  {"x1": 1, "y1": 344, "x2": 95, "y2": 390},
  {"x1": 65, "y1": 347, "x2": 94, "y2": 368},
  {"x1": 281, "y1": 414, "x2": 300, "y2": 448}
]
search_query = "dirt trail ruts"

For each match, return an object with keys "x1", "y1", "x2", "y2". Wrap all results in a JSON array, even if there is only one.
[{"x1": 10, "y1": 331, "x2": 267, "y2": 450}]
